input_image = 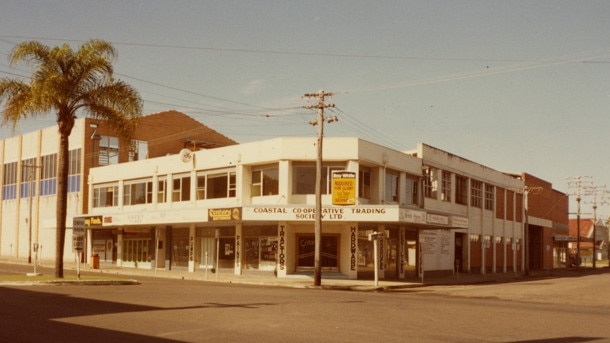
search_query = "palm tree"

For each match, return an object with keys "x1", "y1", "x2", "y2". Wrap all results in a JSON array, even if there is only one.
[{"x1": 0, "y1": 39, "x2": 142, "y2": 278}]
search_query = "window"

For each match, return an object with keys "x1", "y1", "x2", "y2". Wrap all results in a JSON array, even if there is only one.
[
  {"x1": 124, "y1": 180, "x2": 153, "y2": 205},
  {"x1": 68, "y1": 149, "x2": 81, "y2": 193},
  {"x1": 251, "y1": 165, "x2": 279, "y2": 196},
  {"x1": 40, "y1": 153, "x2": 57, "y2": 196},
  {"x1": 157, "y1": 178, "x2": 167, "y2": 203},
  {"x1": 128, "y1": 140, "x2": 148, "y2": 162},
  {"x1": 485, "y1": 184, "x2": 494, "y2": 210},
  {"x1": 207, "y1": 172, "x2": 236, "y2": 199},
  {"x1": 423, "y1": 166, "x2": 438, "y2": 199},
  {"x1": 2, "y1": 162, "x2": 17, "y2": 199},
  {"x1": 196, "y1": 174, "x2": 206, "y2": 200},
  {"x1": 385, "y1": 169, "x2": 399, "y2": 203},
  {"x1": 471, "y1": 180, "x2": 482, "y2": 208},
  {"x1": 172, "y1": 174, "x2": 191, "y2": 202},
  {"x1": 293, "y1": 163, "x2": 345, "y2": 195},
  {"x1": 98, "y1": 135, "x2": 119, "y2": 166},
  {"x1": 405, "y1": 174, "x2": 418, "y2": 205},
  {"x1": 441, "y1": 171, "x2": 451, "y2": 202},
  {"x1": 358, "y1": 167, "x2": 371, "y2": 199},
  {"x1": 93, "y1": 184, "x2": 118, "y2": 207},
  {"x1": 455, "y1": 175, "x2": 468, "y2": 205},
  {"x1": 122, "y1": 238, "x2": 150, "y2": 264},
  {"x1": 195, "y1": 171, "x2": 236, "y2": 200}
]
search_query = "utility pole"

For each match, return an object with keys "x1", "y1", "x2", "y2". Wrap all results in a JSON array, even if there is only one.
[
  {"x1": 584, "y1": 184, "x2": 608, "y2": 269},
  {"x1": 567, "y1": 176, "x2": 592, "y2": 271},
  {"x1": 303, "y1": 90, "x2": 336, "y2": 287},
  {"x1": 22, "y1": 161, "x2": 41, "y2": 265}
]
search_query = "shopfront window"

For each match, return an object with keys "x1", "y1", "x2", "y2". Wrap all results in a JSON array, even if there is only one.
[
  {"x1": 122, "y1": 238, "x2": 151, "y2": 264},
  {"x1": 244, "y1": 226, "x2": 278, "y2": 271},
  {"x1": 296, "y1": 234, "x2": 338, "y2": 271}
]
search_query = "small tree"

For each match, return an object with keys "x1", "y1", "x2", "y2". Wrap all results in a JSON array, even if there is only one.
[{"x1": 0, "y1": 39, "x2": 142, "y2": 278}]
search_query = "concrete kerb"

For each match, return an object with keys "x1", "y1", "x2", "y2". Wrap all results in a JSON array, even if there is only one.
[
  {"x1": 0, "y1": 279, "x2": 139, "y2": 286},
  {"x1": 4, "y1": 258, "x2": 606, "y2": 290}
]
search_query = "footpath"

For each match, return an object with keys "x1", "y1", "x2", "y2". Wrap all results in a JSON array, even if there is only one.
[{"x1": 3, "y1": 257, "x2": 607, "y2": 293}]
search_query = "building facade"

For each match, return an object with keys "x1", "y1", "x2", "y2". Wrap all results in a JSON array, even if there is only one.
[
  {"x1": 85, "y1": 139, "x2": 548, "y2": 279},
  {"x1": 0, "y1": 110, "x2": 236, "y2": 263},
  {"x1": 0, "y1": 111, "x2": 568, "y2": 280}
]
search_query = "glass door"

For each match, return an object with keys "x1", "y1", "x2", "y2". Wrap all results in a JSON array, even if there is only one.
[{"x1": 199, "y1": 237, "x2": 216, "y2": 270}]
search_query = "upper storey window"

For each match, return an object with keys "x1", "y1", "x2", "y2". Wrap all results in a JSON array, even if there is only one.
[
  {"x1": 423, "y1": 166, "x2": 438, "y2": 199},
  {"x1": 293, "y1": 162, "x2": 344, "y2": 195},
  {"x1": 252, "y1": 164, "x2": 279, "y2": 196}
]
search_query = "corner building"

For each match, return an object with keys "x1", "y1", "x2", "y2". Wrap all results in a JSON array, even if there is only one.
[{"x1": 88, "y1": 137, "x2": 536, "y2": 280}]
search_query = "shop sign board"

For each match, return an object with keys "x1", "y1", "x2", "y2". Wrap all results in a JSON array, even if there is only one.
[
  {"x1": 331, "y1": 171, "x2": 356, "y2": 206},
  {"x1": 242, "y1": 205, "x2": 398, "y2": 222},
  {"x1": 72, "y1": 218, "x2": 86, "y2": 253},
  {"x1": 208, "y1": 207, "x2": 241, "y2": 221}
]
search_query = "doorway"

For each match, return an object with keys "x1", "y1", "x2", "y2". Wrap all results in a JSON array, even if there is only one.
[{"x1": 199, "y1": 237, "x2": 216, "y2": 270}]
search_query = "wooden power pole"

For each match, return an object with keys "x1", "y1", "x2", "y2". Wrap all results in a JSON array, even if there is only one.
[{"x1": 303, "y1": 90, "x2": 335, "y2": 287}]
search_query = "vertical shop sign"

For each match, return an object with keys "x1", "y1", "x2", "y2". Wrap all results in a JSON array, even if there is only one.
[
  {"x1": 350, "y1": 226, "x2": 357, "y2": 271},
  {"x1": 279, "y1": 225, "x2": 286, "y2": 270},
  {"x1": 235, "y1": 235, "x2": 241, "y2": 269}
]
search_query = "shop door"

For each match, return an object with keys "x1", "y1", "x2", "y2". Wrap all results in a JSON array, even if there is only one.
[
  {"x1": 200, "y1": 238, "x2": 216, "y2": 269},
  {"x1": 93, "y1": 239, "x2": 113, "y2": 263},
  {"x1": 385, "y1": 238, "x2": 398, "y2": 279},
  {"x1": 296, "y1": 234, "x2": 339, "y2": 272},
  {"x1": 404, "y1": 230, "x2": 418, "y2": 279}
]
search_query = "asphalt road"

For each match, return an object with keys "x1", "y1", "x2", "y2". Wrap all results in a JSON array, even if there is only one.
[{"x1": 1, "y1": 263, "x2": 609, "y2": 342}]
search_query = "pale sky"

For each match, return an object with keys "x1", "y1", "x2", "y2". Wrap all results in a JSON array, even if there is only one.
[{"x1": 1, "y1": 0, "x2": 610, "y2": 217}]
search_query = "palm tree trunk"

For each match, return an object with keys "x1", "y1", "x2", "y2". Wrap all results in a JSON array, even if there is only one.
[{"x1": 55, "y1": 132, "x2": 70, "y2": 278}]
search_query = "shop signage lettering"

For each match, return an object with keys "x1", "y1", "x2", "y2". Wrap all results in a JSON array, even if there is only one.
[
  {"x1": 128, "y1": 214, "x2": 144, "y2": 224},
  {"x1": 235, "y1": 235, "x2": 240, "y2": 268},
  {"x1": 208, "y1": 208, "x2": 241, "y2": 221},
  {"x1": 253, "y1": 207, "x2": 288, "y2": 214},
  {"x1": 379, "y1": 237, "x2": 385, "y2": 270},
  {"x1": 73, "y1": 215, "x2": 103, "y2": 228},
  {"x1": 189, "y1": 235, "x2": 194, "y2": 262},
  {"x1": 72, "y1": 236, "x2": 84, "y2": 253},
  {"x1": 299, "y1": 238, "x2": 315, "y2": 248},
  {"x1": 244, "y1": 206, "x2": 392, "y2": 221},
  {"x1": 350, "y1": 226, "x2": 356, "y2": 271},
  {"x1": 331, "y1": 171, "x2": 356, "y2": 206},
  {"x1": 427, "y1": 214, "x2": 449, "y2": 226},
  {"x1": 350, "y1": 208, "x2": 386, "y2": 214},
  {"x1": 451, "y1": 216, "x2": 469, "y2": 228},
  {"x1": 279, "y1": 226, "x2": 286, "y2": 270}
]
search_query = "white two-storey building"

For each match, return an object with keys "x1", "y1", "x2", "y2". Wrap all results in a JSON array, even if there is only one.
[{"x1": 86, "y1": 137, "x2": 527, "y2": 280}]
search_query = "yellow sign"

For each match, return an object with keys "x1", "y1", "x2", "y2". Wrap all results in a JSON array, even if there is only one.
[
  {"x1": 332, "y1": 171, "x2": 356, "y2": 206},
  {"x1": 208, "y1": 207, "x2": 241, "y2": 221}
]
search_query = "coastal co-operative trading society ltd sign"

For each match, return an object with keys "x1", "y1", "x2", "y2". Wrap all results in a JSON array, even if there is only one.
[{"x1": 241, "y1": 205, "x2": 402, "y2": 222}]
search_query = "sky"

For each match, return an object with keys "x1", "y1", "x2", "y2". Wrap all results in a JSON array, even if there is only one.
[{"x1": 1, "y1": 0, "x2": 610, "y2": 218}]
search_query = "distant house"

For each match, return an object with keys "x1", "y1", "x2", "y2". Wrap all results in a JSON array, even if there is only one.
[{"x1": 568, "y1": 218, "x2": 608, "y2": 264}]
